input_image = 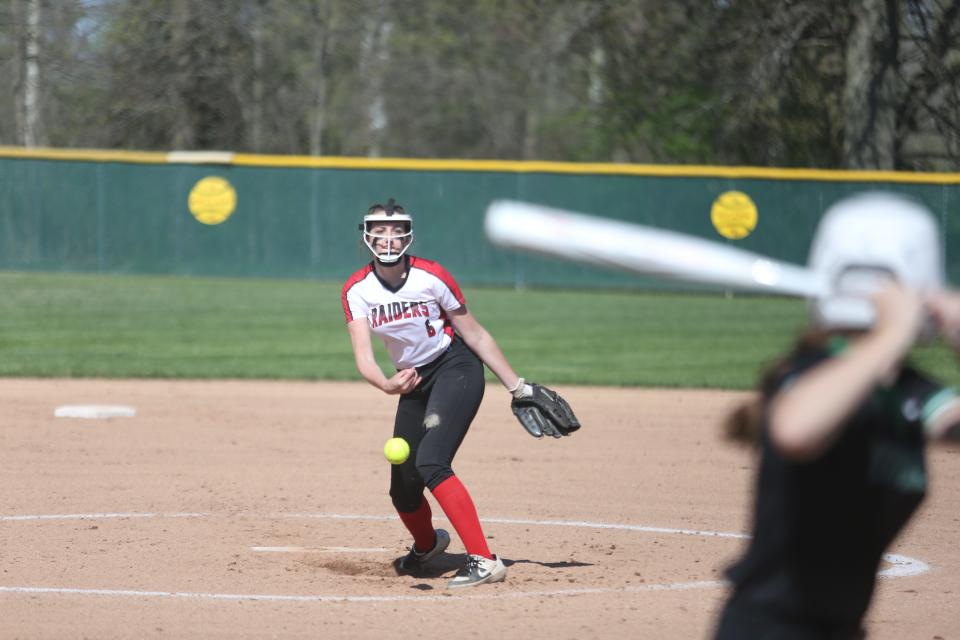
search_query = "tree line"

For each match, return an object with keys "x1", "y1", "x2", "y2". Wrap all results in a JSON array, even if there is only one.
[{"x1": 2, "y1": 0, "x2": 958, "y2": 170}]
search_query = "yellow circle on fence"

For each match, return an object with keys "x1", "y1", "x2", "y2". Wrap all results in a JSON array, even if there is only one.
[
  {"x1": 710, "y1": 191, "x2": 757, "y2": 240},
  {"x1": 188, "y1": 176, "x2": 237, "y2": 225}
]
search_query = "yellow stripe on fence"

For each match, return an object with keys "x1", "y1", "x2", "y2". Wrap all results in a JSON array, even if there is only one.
[{"x1": 2, "y1": 145, "x2": 959, "y2": 183}]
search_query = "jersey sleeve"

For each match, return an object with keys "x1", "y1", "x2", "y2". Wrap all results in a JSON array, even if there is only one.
[
  {"x1": 341, "y1": 266, "x2": 373, "y2": 323},
  {"x1": 413, "y1": 258, "x2": 466, "y2": 311},
  {"x1": 899, "y1": 367, "x2": 958, "y2": 435},
  {"x1": 342, "y1": 287, "x2": 368, "y2": 323},
  {"x1": 435, "y1": 275, "x2": 464, "y2": 311}
]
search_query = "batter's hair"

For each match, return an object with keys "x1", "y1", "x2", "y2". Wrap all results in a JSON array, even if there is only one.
[{"x1": 724, "y1": 328, "x2": 832, "y2": 444}]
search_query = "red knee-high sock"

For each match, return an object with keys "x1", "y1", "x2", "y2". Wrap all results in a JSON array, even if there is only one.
[
  {"x1": 431, "y1": 476, "x2": 492, "y2": 559},
  {"x1": 397, "y1": 496, "x2": 437, "y2": 553}
]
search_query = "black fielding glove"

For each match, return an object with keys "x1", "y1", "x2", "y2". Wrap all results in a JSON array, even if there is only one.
[{"x1": 510, "y1": 379, "x2": 581, "y2": 439}]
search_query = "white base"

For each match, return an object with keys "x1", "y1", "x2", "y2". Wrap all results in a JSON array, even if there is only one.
[{"x1": 54, "y1": 405, "x2": 137, "y2": 419}]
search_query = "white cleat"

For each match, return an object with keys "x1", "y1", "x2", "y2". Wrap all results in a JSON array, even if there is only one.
[{"x1": 447, "y1": 554, "x2": 507, "y2": 588}]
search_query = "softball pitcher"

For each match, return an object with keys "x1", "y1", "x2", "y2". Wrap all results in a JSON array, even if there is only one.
[
  {"x1": 341, "y1": 200, "x2": 579, "y2": 588},
  {"x1": 713, "y1": 193, "x2": 960, "y2": 639}
]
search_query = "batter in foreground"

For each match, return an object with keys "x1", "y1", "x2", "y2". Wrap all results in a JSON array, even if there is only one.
[{"x1": 714, "y1": 193, "x2": 960, "y2": 639}]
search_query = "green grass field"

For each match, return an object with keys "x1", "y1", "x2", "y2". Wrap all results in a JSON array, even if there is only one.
[{"x1": 1, "y1": 271, "x2": 957, "y2": 389}]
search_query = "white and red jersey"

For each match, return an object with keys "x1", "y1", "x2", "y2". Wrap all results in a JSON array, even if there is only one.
[{"x1": 341, "y1": 256, "x2": 466, "y2": 369}]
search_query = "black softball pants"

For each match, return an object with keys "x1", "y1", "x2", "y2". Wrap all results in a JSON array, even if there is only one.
[{"x1": 389, "y1": 337, "x2": 486, "y2": 512}]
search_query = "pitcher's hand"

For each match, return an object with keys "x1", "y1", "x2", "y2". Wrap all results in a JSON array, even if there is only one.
[{"x1": 384, "y1": 368, "x2": 421, "y2": 395}]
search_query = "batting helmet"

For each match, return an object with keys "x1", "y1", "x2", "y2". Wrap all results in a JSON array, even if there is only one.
[{"x1": 808, "y1": 192, "x2": 944, "y2": 329}]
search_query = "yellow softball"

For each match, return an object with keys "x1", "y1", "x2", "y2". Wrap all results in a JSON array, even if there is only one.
[{"x1": 383, "y1": 437, "x2": 410, "y2": 465}]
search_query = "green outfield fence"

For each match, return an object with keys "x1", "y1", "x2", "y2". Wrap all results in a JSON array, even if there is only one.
[{"x1": 2, "y1": 146, "x2": 959, "y2": 288}]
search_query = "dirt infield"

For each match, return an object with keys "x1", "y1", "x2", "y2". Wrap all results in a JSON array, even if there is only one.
[{"x1": 2, "y1": 378, "x2": 958, "y2": 639}]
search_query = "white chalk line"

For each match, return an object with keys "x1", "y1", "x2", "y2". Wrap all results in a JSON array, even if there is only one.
[
  {"x1": 273, "y1": 512, "x2": 750, "y2": 539},
  {"x1": 250, "y1": 546, "x2": 390, "y2": 553},
  {"x1": 0, "y1": 581, "x2": 727, "y2": 603},
  {"x1": 0, "y1": 510, "x2": 930, "y2": 603},
  {"x1": 0, "y1": 512, "x2": 207, "y2": 522}
]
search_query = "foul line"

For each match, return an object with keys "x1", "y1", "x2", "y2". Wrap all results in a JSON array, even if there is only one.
[{"x1": 0, "y1": 510, "x2": 929, "y2": 603}]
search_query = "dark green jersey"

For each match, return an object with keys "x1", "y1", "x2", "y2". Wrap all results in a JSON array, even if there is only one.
[{"x1": 725, "y1": 346, "x2": 952, "y2": 628}]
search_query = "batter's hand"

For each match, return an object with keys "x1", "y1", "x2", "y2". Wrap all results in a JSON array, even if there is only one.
[
  {"x1": 926, "y1": 289, "x2": 960, "y2": 352},
  {"x1": 384, "y1": 368, "x2": 421, "y2": 395},
  {"x1": 871, "y1": 283, "x2": 926, "y2": 354}
]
